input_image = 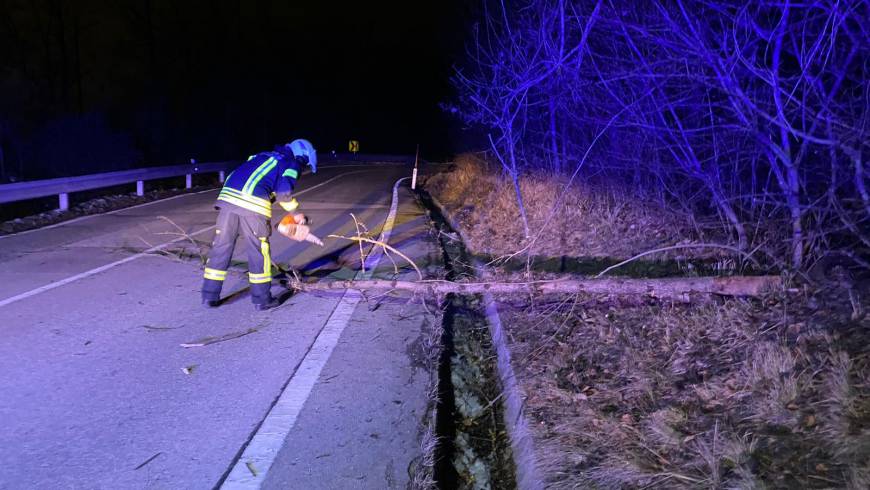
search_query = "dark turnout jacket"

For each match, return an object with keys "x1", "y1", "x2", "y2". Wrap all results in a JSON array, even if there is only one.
[{"x1": 216, "y1": 150, "x2": 302, "y2": 219}]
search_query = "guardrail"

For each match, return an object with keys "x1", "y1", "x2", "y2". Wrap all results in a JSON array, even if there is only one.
[
  {"x1": 0, "y1": 161, "x2": 237, "y2": 211},
  {"x1": 0, "y1": 154, "x2": 415, "y2": 211}
]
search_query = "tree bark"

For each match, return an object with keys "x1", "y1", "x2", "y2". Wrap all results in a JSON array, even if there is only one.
[{"x1": 291, "y1": 276, "x2": 780, "y2": 300}]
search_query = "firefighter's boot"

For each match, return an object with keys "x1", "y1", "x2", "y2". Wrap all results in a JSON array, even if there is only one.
[
  {"x1": 253, "y1": 297, "x2": 281, "y2": 311},
  {"x1": 202, "y1": 299, "x2": 220, "y2": 308}
]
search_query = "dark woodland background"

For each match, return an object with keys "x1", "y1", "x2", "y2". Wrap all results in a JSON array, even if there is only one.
[{"x1": 0, "y1": 0, "x2": 466, "y2": 180}]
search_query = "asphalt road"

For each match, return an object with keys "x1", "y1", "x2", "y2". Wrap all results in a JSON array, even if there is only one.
[{"x1": 0, "y1": 162, "x2": 440, "y2": 489}]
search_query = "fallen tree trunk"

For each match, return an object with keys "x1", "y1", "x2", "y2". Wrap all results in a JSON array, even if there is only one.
[{"x1": 291, "y1": 275, "x2": 781, "y2": 299}]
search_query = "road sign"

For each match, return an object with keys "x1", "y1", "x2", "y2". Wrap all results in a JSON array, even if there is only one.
[{"x1": 349, "y1": 140, "x2": 360, "y2": 153}]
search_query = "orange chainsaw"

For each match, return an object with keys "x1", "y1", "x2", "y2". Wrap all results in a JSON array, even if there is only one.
[{"x1": 277, "y1": 213, "x2": 324, "y2": 246}]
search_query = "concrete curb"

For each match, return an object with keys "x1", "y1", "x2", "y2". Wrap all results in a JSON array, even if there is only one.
[{"x1": 427, "y1": 194, "x2": 544, "y2": 490}]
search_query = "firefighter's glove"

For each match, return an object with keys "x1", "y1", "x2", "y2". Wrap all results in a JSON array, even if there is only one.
[{"x1": 278, "y1": 198, "x2": 299, "y2": 212}]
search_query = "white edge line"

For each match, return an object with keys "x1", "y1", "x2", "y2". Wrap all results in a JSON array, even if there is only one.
[
  {"x1": 291, "y1": 170, "x2": 370, "y2": 198},
  {"x1": 0, "y1": 224, "x2": 216, "y2": 308},
  {"x1": 220, "y1": 177, "x2": 409, "y2": 489},
  {"x1": 0, "y1": 169, "x2": 371, "y2": 309},
  {"x1": 0, "y1": 164, "x2": 372, "y2": 240},
  {"x1": 0, "y1": 187, "x2": 222, "y2": 240}
]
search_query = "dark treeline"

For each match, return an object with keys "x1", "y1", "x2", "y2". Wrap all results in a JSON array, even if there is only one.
[
  {"x1": 449, "y1": 0, "x2": 869, "y2": 270},
  {"x1": 0, "y1": 0, "x2": 463, "y2": 181}
]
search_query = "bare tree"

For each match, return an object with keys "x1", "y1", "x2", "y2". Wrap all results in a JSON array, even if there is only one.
[{"x1": 450, "y1": 0, "x2": 869, "y2": 270}]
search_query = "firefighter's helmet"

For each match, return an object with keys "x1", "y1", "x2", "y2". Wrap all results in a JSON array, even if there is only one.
[{"x1": 286, "y1": 139, "x2": 317, "y2": 173}]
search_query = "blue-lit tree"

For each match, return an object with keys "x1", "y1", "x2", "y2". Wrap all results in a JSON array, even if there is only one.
[
  {"x1": 450, "y1": 0, "x2": 603, "y2": 237},
  {"x1": 450, "y1": 0, "x2": 869, "y2": 269}
]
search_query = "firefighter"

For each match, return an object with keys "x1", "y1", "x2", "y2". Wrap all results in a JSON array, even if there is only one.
[{"x1": 201, "y1": 139, "x2": 317, "y2": 311}]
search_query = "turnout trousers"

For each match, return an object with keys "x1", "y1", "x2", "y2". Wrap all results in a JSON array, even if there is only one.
[{"x1": 201, "y1": 208, "x2": 274, "y2": 305}]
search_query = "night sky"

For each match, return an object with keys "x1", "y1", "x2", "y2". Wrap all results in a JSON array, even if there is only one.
[{"x1": 0, "y1": 1, "x2": 468, "y2": 178}]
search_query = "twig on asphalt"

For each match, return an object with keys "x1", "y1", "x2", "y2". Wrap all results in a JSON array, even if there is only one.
[
  {"x1": 327, "y1": 234, "x2": 423, "y2": 280},
  {"x1": 351, "y1": 213, "x2": 369, "y2": 273},
  {"x1": 134, "y1": 452, "x2": 163, "y2": 470},
  {"x1": 180, "y1": 328, "x2": 258, "y2": 348},
  {"x1": 140, "y1": 324, "x2": 185, "y2": 331},
  {"x1": 157, "y1": 215, "x2": 207, "y2": 264}
]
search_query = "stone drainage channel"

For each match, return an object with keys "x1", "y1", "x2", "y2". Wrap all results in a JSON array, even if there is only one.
[
  {"x1": 413, "y1": 183, "x2": 768, "y2": 489},
  {"x1": 416, "y1": 190, "x2": 519, "y2": 490}
]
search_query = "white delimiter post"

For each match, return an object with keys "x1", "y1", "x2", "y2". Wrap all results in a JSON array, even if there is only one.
[
  {"x1": 218, "y1": 171, "x2": 226, "y2": 183},
  {"x1": 185, "y1": 174, "x2": 192, "y2": 189},
  {"x1": 411, "y1": 144, "x2": 419, "y2": 190},
  {"x1": 136, "y1": 180, "x2": 144, "y2": 196},
  {"x1": 59, "y1": 193, "x2": 69, "y2": 211}
]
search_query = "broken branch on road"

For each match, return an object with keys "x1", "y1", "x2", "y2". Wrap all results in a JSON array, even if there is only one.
[
  {"x1": 288, "y1": 275, "x2": 782, "y2": 300},
  {"x1": 327, "y1": 233, "x2": 424, "y2": 280}
]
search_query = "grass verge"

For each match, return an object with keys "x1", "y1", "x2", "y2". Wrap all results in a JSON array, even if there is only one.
[
  {"x1": 425, "y1": 155, "x2": 869, "y2": 488},
  {"x1": 501, "y1": 291, "x2": 868, "y2": 488}
]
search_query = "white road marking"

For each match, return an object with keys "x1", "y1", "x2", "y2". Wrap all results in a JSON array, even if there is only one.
[
  {"x1": 0, "y1": 187, "x2": 222, "y2": 240},
  {"x1": 221, "y1": 177, "x2": 409, "y2": 489},
  {"x1": 0, "y1": 163, "x2": 390, "y2": 240},
  {"x1": 0, "y1": 224, "x2": 218, "y2": 308},
  {"x1": 292, "y1": 170, "x2": 370, "y2": 197},
  {"x1": 0, "y1": 170, "x2": 374, "y2": 309}
]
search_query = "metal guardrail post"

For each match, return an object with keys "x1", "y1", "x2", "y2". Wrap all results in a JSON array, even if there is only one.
[{"x1": 0, "y1": 161, "x2": 235, "y2": 209}]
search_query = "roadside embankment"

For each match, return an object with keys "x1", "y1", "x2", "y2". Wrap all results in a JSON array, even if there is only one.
[
  {"x1": 426, "y1": 154, "x2": 702, "y2": 262},
  {"x1": 422, "y1": 157, "x2": 870, "y2": 489}
]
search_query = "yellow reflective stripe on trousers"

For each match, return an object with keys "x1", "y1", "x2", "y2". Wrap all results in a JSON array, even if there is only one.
[
  {"x1": 260, "y1": 237, "x2": 271, "y2": 276},
  {"x1": 248, "y1": 272, "x2": 272, "y2": 284},
  {"x1": 247, "y1": 237, "x2": 271, "y2": 284},
  {"x1": 203, "y1": 267, "x2": 227, "y2": 281}
]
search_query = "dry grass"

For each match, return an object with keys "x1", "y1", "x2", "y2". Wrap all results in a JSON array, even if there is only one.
[
  {"x1": 499, "y1": 291, "x2": 870, "y2": 489},
  {"x1": 411, "y1": 414, "x2": 439, "y2": 490},
  {"x1": 426, "y1": 154, "x2": 699, "y2": 260},
  {"x1": 410, "y1": 312, "x2": 446, "y2": 490},
  {"x1": 425, "y1": 155, "x2": 869, "y2": 488}
]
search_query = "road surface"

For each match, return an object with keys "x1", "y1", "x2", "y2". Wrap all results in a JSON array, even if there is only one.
[{"x1": 0, "y1": 162, "x2": 440, "y2": 489}]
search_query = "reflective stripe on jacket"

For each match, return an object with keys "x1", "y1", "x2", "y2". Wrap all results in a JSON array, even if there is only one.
[{"x1": 216, "y1": 151, "x2": 301, "y2": 218}]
